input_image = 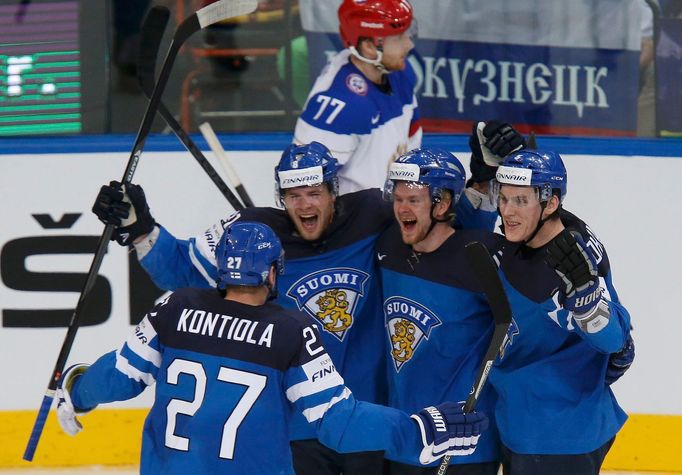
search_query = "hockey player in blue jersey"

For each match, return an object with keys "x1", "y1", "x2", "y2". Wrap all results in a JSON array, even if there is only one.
[
  {"x1": 378, "y1": 148, "x2": 502, "y2": 475},
  {"x1": 90, "y1": 134, "x2": 519, "y2": 474},
  {"x1": 294, "y1": 0, "x2": 421, "y2": 194},
  {"x1": 490, "y1": 150, "x2": 633, "y2": 475},
  {"x1": 55, "y1": 222, "x2": 490, "y2": 474}
]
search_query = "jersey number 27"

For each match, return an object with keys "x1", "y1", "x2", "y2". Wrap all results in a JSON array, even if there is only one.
[{"x1": 165, "y1": 358, "x2": 266, "y2": 459}]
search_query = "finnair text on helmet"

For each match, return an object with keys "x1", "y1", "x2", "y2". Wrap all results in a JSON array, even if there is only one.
[
  {"x1": 282, "y1": 174, "x2": 322, "y2": 186},
  {"x1": 496, "y1": 166, "x2": 532, "y2": 185},
  {"x1": 361, "y1": 21, "x2": 384, "y2": 29}
]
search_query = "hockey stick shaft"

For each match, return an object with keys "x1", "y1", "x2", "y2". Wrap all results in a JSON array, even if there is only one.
[
  {"x1": 437, "y1": 241, "x2": 512, "y2": 474},
  {"x1": 137, "y1": 6, "x2": 245, "y2": 211},
  {"x1": 23, "y1": 0, "x2": 257, "y2": 461},
  {"x1": 199, "y1": 122, "x2": 254, "y2": 207}
]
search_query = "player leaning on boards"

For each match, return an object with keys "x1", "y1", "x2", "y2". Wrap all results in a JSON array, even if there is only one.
[
  {"x1": 378, "y1": 149, "x2": 503, "y2": 475},
  {"x1": 55, "y1": 222, "x2": 488, "y2": 474},
  {"x1": 488, "y1": 150, "x2": 633, "y2": 475},
  {"x1": 294, "y1": 0, "x2": 422, "y2": 194}
]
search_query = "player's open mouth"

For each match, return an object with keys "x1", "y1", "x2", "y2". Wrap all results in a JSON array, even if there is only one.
[
  {"x1": 401, "y1": 219, "x2": 417, "y2": 231},
  {"x1": 504, "y1": 219, "x2": 520, "y2": 230},
  {"x1": 299, "y1": 215, "x2": 318, "y2": 230}
]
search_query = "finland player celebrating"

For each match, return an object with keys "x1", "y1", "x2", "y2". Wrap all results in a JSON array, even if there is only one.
[
  {"x1": 294, "y1": 0, "x2": 421, "y2": 194},
  {"x1": 91, "y1": 137, "x2": 512, "y2": 474},
  {"x1": 378, "y1": 149, "x2": 502, "y2": 475},
  {"x1": 491, "y1": 150, "x2": 633, "y2": 475},
  {"x1": 54, "y1": 222, "x2": 489, "y2": 474}
]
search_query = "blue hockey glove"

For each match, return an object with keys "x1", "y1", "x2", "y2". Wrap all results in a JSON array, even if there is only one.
[
  {"x1": 469, "y1": 120, "x2": 526, "y2": 183},
  {"x1": 545, "y1": 229, "x2": 603, "y2": 313},
  {"x1": 56, "y1": 364, "x2": 92, "y2": 436},
  {"x1": 411, "y1": 402, "x2": 489, "y2": 465},
  {"x1": 606, "y1": 334, "x2": 635, "y2": 385},
  {"x1": 92, "y1": 180, "x2": 156, "y2": 246}
]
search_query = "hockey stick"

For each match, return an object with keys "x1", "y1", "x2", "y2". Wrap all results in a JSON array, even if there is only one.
[
  {"x1": 23, "y1": 0, "x2": 258, "y2": 462},
  {"x1": 437, "y1": 241, "x2": 513, "y2": 474},
  {"x1": 199, "y1": 121, "x2": 254, "y2": 207},
  {"x1": 137, "y1": 5, "x2": 245, "y2": 211}
]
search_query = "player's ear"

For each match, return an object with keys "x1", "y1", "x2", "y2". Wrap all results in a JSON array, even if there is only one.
[
  {"x1": 268, "y1": 265, "x2": 277, "y2": 288},
  {"x1": 542, "y1": 195, "x2": 561, "y2": 218},
  {"x1": 357, "y1": 37, "x2": 378, "y2": 58}
]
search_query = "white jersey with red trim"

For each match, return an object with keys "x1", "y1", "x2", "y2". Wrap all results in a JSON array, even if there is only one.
[{"x1": 294, "y1": 50, "x2": 422, "y2": 194}]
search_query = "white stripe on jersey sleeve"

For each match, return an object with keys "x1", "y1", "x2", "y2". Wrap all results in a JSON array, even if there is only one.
[
  {"x1": 115, "y1": 351, "x2": 156, "y2": 386},
  {"x1": 301, "y1": 387, "x2": 352, "y2": 423},
  {"x1": 189, "y1": 241, "x2": 217, "y2": 287},
  {"x1": 125, "y1": 317, "x2": 162, "y2": 368},
  {"x1": 286, "y1": 353, "x2": 345, "y2": 403}
]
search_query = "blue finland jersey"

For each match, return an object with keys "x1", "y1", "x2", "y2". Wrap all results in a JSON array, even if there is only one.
[
  {"x1": 492, "y1": 210, "x2": 630, "y2": 455},
  {"x1": 69, "y1": 288, "x2": 429, "y2": 474},
  {"x1": 137, "y1": 189, "x2": 495, "y2": 441},
  {"x1": 377, "y1": 225, "x2": 503, "y2": 466}
]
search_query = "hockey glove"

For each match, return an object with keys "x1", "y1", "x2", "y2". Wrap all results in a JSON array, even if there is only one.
[
  {"x1": 92, "y1": 180, "x2": 156, "y2": 246},
  {"x1": 545, "y1": 229, "x2": 611, "y2": 334},
  {"x1": 411, "y1": 402, "x2": 489, "y2": 465},
  {"x1": 468, "y1": 120, "x2": 526, "y2": 184},
  {"x1": 606, "y1": 333, "x2": 635, "y2": 385},
  {"x1": 56, "y1": 364, "x2": 92, "y2": 436}
]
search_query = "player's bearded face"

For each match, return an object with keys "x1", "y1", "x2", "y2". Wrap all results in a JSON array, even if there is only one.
[
  {"x1": 393, "y1": 182, "x2": 433, "y2": 245},
  {"x1": 497, "y1": 185, "x2": 543, "y2": 243},
  {"x1": 380, "y1": 32, "x2": 414, "y2": 71},
  {"x1": 283, "y1": 184, "x2": 335, "y2": 241}
]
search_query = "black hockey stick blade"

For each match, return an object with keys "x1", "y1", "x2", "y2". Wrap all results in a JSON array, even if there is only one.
[
  {"x1": 23, "y1": 0, "x2": 257, "y2": 462},
  {"x1": 137, "y1": 5, "x2": 245, "y2": 211},
  {"x1": 437, "y1": 241, "x2": 512, "y2": 474},
  {"x1": 526, "y1": 130, "x2": 538, "y2": 150}
]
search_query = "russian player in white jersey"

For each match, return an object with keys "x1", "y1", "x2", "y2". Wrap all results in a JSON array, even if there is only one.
[
  {"x1": 294, "y1": 0, "x2": 421, "y2": 194},
  {"x1": 54, "y1": 222, "x2": 489, "y2": 474}
]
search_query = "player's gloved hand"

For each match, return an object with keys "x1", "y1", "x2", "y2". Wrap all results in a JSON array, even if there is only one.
[
  {"x1": 606, "y1": 333, "x2": 635, "y2": 385},
  {"x1": 56, "y1": 364, "x2": 92, "y2": 436},
  {"x1": 468, "y1": 120, "x2": 526, "y2": 184},
  {"x1": 411, "y1": 402, "x2": 489, "y2": 464},
  {"x1": 546, "y1": 229, "x2": 612, "y2": 334},
  {"x1": 92, "y1": 181, "x2": 156, "y2": 246}
]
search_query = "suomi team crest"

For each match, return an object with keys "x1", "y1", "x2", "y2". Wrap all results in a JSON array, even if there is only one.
[
  {"x1": 287, "y1": 268, "x2": 369, "y2": 341},
  {"x1": 384, "y1": 297, "x2": 442, "y2": 372}
]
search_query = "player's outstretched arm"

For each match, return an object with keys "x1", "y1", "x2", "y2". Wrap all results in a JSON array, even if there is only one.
[
  {"x1": 284, "y1": 325, "x2": 488, "y2": 464},
  {"x1": 545, "y1": 229, "x2": 631, "y2": 353}
]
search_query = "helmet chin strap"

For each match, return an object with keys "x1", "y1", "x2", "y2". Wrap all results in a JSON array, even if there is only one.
[{"x1": 348, "y1": 45, "x2": 389, "y2": 74}]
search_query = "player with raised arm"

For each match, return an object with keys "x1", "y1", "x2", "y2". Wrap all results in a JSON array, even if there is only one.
[
  {"x1": 294, "y1": 0, "x2": 420, "y2": 194},
  {"x1": 378, "y1": 149, "x2": 502, "y2": 475},
  {"x1": 90, "y1": 134, "x2": 514, "y2": 474},
  {"x1": 55, "y1": 222, "x2": 489, "y2": 474},
  {"x1": 490, "y1": 150, "x2": 633, "y2": 474}
]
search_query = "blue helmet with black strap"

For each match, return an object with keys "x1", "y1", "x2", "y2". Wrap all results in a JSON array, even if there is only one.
[
  {"x1": 274, "y1": 141, "x2": 342, "y2": 207},
  {"x1": 495, "y1": 150, "x2": 567, "y2": 202},
  {"x1": 384, "y1": 147, "x2": 466, "y2": 206},
  {"x1": 215, "y1": 221, "x2": 284, "y2": 289}
]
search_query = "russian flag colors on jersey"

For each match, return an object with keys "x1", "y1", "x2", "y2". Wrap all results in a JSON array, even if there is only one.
[
  {"x1": 294, "y1": 50, "x2": 422, "y2": 194},
  {"x1": 68, "y1": 288, "x2": 428, "y2": 474}
]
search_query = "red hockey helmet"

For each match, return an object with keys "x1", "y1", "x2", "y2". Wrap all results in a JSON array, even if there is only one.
[{"x1": 338, "y1": 0, "x2": 414, "y2": 48}]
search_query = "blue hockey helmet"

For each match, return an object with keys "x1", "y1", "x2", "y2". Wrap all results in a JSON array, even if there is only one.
[
  {"x1": 215, "y1": 222, "x2": 284, "y2": 289},
  {"x1": 275, "y1": 141, "x2": 342, "y2": 206},
  {"x1": 384, "y1": 148, "x2": 466, "y2": 206},
  {"x1": 495, "y1": 150, "x2": 567, "y2": 202}
]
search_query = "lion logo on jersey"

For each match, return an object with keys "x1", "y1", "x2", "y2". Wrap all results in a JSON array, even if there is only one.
[
  {"x1": 288, "y1": 268, "x2": 369, "y2": 341},
  {"x1": 391, "y1": 319, "x2": 416, "y2": 363},
  {"x1": 384, "y1": 297, "x2": 442, "y2": 372},
  {"x1": 316, "y1": 289, "x2": 353, "y2": 333}
]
